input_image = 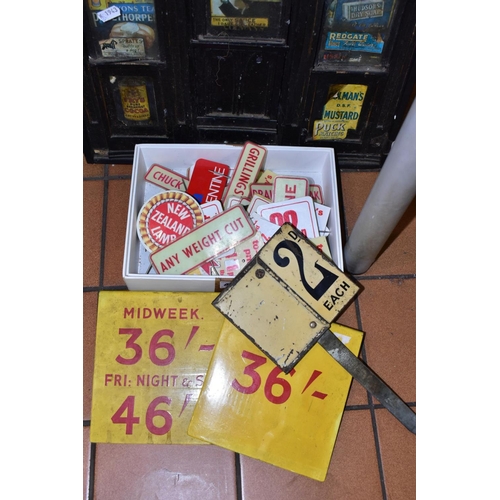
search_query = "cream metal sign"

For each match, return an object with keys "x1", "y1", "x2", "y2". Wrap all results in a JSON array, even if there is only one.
[
  {"x1": 213, "y1": 224, "x2": 358, "y2": 370},
  {"x1": 223, "y1": 142, "x2": 267, "y2": 204},
  {"x1": 150, "y1": 205, "x2": 256, "y2": 275}
]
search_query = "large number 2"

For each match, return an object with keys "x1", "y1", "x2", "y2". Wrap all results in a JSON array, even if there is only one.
[{"x1": 273, "y1": 239, "x2": 339, "y2": 301}]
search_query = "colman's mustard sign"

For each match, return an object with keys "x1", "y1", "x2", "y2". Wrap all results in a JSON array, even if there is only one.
[{"x1": 313, "y1": 84, "x2": 367, "y2": 140}]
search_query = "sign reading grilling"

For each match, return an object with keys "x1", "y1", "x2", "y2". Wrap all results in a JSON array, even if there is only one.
[{"x1": 223, "y1": 142, "x2": 267, "y2": 204}]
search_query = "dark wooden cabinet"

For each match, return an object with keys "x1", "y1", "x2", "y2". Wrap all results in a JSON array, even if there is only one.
[{"x1": 84, "y1": 0, "x2": 415, "y2": 168}]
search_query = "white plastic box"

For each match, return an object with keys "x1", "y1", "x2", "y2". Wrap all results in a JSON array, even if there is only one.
[{"x1": 123, "y1": 143, "x2": 343, "y2": 292}]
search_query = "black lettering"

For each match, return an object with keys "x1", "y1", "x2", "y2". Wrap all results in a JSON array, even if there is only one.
[{"x1": 273, "y1": 240, "x2": 339, "y2": 301}]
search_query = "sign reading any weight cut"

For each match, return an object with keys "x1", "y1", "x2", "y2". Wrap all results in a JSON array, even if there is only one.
[{"x1": 90, "y1": 291, "x2": 225, "y2": 445}]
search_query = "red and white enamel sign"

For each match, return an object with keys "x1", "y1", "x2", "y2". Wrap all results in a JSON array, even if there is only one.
[
  {"x1": 223, "y1": 142, "x2": 267, "y2": 204},
  {"x1": 144, "y1": 164, "x2": 188, "y2": 192},
  {"x1": 137, "y1": 191, "x2": 204, "y2": 252}
]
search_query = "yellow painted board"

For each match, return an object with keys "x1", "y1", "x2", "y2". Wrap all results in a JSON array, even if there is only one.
[
  {"x1": 188, "y1": 319, "x2": 364, "y2": 481},
  {"x1": 90, "y1": 291, "x2": 224, "y2": 444}
]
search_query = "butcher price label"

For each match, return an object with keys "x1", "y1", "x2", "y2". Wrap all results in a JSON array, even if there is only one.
[
  {"x1": 250, "y1": 183, "x2": 273, "y2": 201},
  {"x1": 256, "y1": 196, "x2": 320, "y2": 238},
  {"x1": 309, "y1": 185, "x2": 324, "y2": 204},
  {"x1": 150, "y1": 205, "x2": 256, "y2": 275},
  {"x1": 187, "y1": 159, "x2": 230, "y2": 204},
  {"x1": 144, "y1": 164, "x2": 188, "y2": 192},
  {"x1": 223, "y1": 142, "x2": 267, "y2": 204},
  {"x1": 273, "y1": 176, "x2": 309, "y2": 203},
  {"x1": 136, "y1": 191, "x2": 204, "y2": 252}
]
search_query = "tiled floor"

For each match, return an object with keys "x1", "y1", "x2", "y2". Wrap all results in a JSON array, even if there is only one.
[{"x1": 83, "y1": 155, "x2": 416, "y2": 500}]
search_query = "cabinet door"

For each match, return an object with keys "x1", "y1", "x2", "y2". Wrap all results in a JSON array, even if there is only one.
[
  {"x1": 84, "y1": 0, "x2": 163, "y2": 62},
  {"x1": 187, "y1": 0, "x2": 291, "y2": 144},
  {"x1": 290, "y1": 0, "x2": 416, "y2": 166}
]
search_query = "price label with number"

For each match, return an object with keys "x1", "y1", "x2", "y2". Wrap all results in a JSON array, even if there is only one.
[
  {"x1": 213, "y1": 223, "x2": 360, "y2": 372},
  {"x1": 188, "y1": 319, "x2": 363, "y2": 481},
  {"x1": 90, "y1": 291, "x2": 225, "y2": 444}
]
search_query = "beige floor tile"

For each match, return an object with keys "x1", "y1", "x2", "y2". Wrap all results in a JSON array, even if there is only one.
[
  {"x1": 376, "y1": 407, "x2": 416, "y2": 500},
  {"x1": 83, "y1": 291, "x2": 98, "y2": 420},
  {"x1": 94, "y1": 444, "x2": 238, "y2": 499},
  {"x1": 357, "y1": 279, "x2": 416, "y2": 402},
  {"x1": 83, "y1": 181, "x2": 103, "y2": 287},
  {"x1": 103, "y1": 179, "x2": 131, "y2": 287}
]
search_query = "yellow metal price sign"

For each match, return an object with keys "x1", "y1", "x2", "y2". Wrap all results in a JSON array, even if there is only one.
[
  {"x1": 90, "y1": 291, "x2": 225, "y2": 444},
  {"x1": 189, "y1": 319, "x2": 363, "y2": 481}
]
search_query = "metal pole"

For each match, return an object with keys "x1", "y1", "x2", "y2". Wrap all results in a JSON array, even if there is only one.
[{"x1": 344, "y1": 99, "x2": 416, "y2": 275}]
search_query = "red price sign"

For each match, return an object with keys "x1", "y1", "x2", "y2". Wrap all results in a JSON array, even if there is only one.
[{"x1": 90, "y1": 291, "x2": 225, "y2": 444}]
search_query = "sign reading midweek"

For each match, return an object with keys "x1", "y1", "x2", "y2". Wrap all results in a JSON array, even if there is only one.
[{"x1": 90, "y1": 291, "x2": 226, "y2": 444}]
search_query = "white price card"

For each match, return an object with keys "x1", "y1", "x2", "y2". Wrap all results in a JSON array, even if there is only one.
[
  {"x1": 256, "y1": 196, "x2": 320, "y2": 238},
  {"x1": 247, "y1": 194, "x2": 270, "y2": 217},
  {"x1": 273, "y1": 176, "x2": 309, "y2": 203},
  {"x1": 200, "y1": 200, "x2": 223, "y2": 220},
  {"x1": 314, "y1": 202, "x2": 331, "y2": 232},
  {"x1": 249, "y1": 213, "x2": 280, "y2": 242},
  {"x1": 97, "y1": 6, "x2": 121, "y2": 22}
]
